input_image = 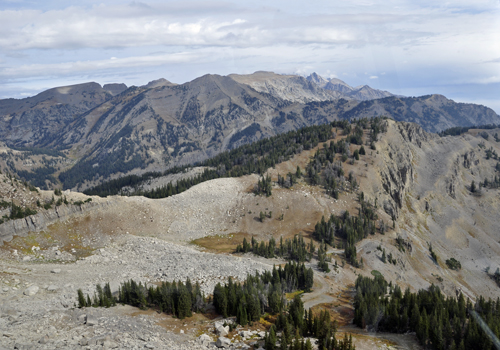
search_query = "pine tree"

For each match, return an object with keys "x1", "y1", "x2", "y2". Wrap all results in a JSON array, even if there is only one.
[
  {"x1": 237, "y1": 304, "x2": 248, "y2": 326},
  {"x1": 260, "y1": 211, "x2": 266, "y2": 222},
  {"x1": 177, "y1": 284, "x2": 192, "y2": 319},
  {"x1": 77, "y1": 289, "x2": 86, "y2": 308},
  {"x1": 266, "y1": 325, "x2": 277, "y2": 350},
  {"x1": 279, "y1": 333, "x2": 288, "y2": 350}
]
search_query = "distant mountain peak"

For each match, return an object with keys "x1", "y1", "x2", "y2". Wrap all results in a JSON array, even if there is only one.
[
  {"x1": 306, "y1": 72, "x2": 394, "y2": 101},
  {"x1": 103, "y1": 83, "x2": 127, "y2": 96},
  {"x1": 306, "y1": 72, "x2": 329, "y2": 87},
  {"x1": 144, "y1": 78, "x2": 176, "y2": 88}
]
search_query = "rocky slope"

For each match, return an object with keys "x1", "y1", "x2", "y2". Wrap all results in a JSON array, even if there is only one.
[
  {"x1": 0, "y1": 82, "x2": 116, "y2": 147},
  {"x1": 229, "y1": 71, "x2": 349, "y2": 103}
]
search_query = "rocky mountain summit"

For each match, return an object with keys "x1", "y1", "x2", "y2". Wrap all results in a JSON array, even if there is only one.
[{"x1": 306, "y1": 72, "x2": 394, "y2": 100}]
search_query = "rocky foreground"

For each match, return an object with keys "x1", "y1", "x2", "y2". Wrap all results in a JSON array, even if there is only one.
[{"x1": 0, "y1": 234, "x2": 274, "y2": 350}]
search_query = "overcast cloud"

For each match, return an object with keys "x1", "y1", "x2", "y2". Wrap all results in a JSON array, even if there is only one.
[{"x1": 1, "y1": 0, "x2": 499, "y2": 113}]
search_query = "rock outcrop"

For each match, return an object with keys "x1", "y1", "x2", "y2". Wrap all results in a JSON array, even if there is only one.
[{"x1": 0, "y1": 200, "x2": 114, "y2": 244}]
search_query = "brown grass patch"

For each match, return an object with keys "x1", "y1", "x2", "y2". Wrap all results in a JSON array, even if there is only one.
[{"x1": 191, "y1": 232, "x2": 253, "y2": 253}]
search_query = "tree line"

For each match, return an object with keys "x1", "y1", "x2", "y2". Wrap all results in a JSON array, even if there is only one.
[
  {"x1": 77, "y1": 277, "x2": 205, "y2": 320},
  {"x1": 84, "y1": 122, "x2": 336, "y2": 198},
  {"x1": 213, "y1": 261, "x2": 314, "y2": 324},
  {"x1": 236, "y1": 235, "x2": 314, "y2": 263},
  {"x1": 76, "y1": 262, "x2": 360, "y2": 349},
  {"x1": 354, "y1": 273, "x2": 500, "y2": 350}
]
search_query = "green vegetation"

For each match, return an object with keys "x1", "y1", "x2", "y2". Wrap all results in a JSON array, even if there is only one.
[
  {"x1": 9, "y1": 202, "x2": 37, "y2": 219},
  {"x1": 10, "y1": 146, "x2": 66, "y2": 158},
  {"x1": 439, "y1": 124, "x2": 499, "y2": 137},
  {"x1": 17, "y1": 166, "x2": 57, "y2": 189},
  {"x1": 255, "y1": 174, "x2": 272, "y2": 197},
  {"x1": 354, "y1": 273, "x2": 500, "y2": 350},
  {"x1": 84, "y1": 123, "x2": 335, "y2": 197},
  {"x1": 236, "y1": 235, "x2": 314, "y2": 263},
  {"x1": 78, "y1": 278, "x2": 203, "y2": 319},
  {"x1": 0, "y1": 200, "x2": 37, "y2": 225},
  {"x1": 83, "y1": 117, "x2": 387, "y2": 202},
  {"x1": 77, "y1": 282, "x2": 116, "y2": 308},
  {"x1": 213, "y1": 262, "x2": 313, "y2": 321},
  {"x1": 488, "y1": 268, "x2": 500, "y2": 287},
  {"x1": 74, "y1": 198, "x2": 92, "y2": 207},
  {"x1": 445, "y1": 258, "x2": 462, "y2": 270},
  {"x1": 429, "y1": 244, "x2": 439, "y2": 264},
  {"x1": 313, "y1": 195, "x2": 379, "y2": 267}
]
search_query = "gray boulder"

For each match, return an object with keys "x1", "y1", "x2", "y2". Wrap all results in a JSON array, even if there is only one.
[
  {"x1": 216, "y1": 337, "x2": 231, "y2": 348},
  {"x1": 23, "y1": 285, "x2": 39, "y2": 296},
  {"x1": 86, "y1": 313, "x2": 98, "y2": 326},
  {"x1": 198, "y1": 334, "x2": 211, "y2": 346},
  {"x1": 215, "y1": 325, "x2": 229, "y2": 336}
]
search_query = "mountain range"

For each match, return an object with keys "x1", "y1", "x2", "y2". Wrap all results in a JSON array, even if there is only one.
[{"x1": 0, "y1": 71, "x2": 499, "y2": 190}]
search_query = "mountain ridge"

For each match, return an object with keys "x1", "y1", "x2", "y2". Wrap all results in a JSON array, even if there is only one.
[{"x1": 0, "y1": 71, "x2": 499, "y2": 190}]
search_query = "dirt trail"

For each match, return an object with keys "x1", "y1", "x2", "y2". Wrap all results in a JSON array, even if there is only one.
[{"x1": 302, "y1": 269, "x2": 334, "y2": 310}]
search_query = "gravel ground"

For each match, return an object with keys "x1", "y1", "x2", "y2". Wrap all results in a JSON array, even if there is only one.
[{"x1": 0, "y1": 234, "x2": 273, "y2": 349}]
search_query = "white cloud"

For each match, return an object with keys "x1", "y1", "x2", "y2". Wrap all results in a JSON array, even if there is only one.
[
  {"x1": 0, "y1": 52, "x2": 202, "y2": 80},
  {"x1": 0, "y1": 0, "x2": 498, "y2": 112}
]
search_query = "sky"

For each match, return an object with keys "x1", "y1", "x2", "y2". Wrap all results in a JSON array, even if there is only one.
[{"x1": 1, "y1": 0, "x2": 499, "y2": 114}]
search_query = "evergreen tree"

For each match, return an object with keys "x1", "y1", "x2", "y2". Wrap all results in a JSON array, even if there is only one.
[
  {"x1": 266, "y1": 325, "x2": 277, "y2": 350},
  {"x1": 471, "y1": 180, "x2": 476, "y2": 193},
  {"x1": 177, "y1": 284, "x2": 192, "y2": 319},
  {"x1": 237, "y1": 304, "x2": 248, "y2": 326},
  {"x1": 77, "y1": 289, "x2": 86, "y2": 308},
  {"x1": 279, "y1": 333, "x2": 288, "y2": 350}
]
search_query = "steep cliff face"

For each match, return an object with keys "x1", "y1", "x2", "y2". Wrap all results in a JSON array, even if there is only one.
[
  {"x1": 0, "y1": 200, "x2": 114, "y2": 244},
  {"x1": 370, "y1": 121, "x2": 432, "y2": 219}
]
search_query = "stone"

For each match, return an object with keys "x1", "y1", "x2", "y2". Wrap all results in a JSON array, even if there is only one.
[
  {"x1": 22, "y1": 256, "x2": 31, "y2": 261},
  {"x1": 38, "y1": 335, "x2": 49, "y2": 344},
  {"x1": 216, "y1": 337, "x2": 231, "y2": 348},
  {"x1": 78, "y1": 314, "x2": 87, "y2": 323},
  {"x1": 51, "y1": 268, "x2": 61, "y2": 274},
  {"x1": 86, "y1": 314, "x2": 98, "y2": 326},
  {"x1": 103, "y1": 340, "x2": 119, "y2": 349},
  {"x1": 47, "y1": 285, "x2": 58, "y2": 292},
  {"x1": 215, "y1": 325, "x2": 229, "y2": 336},
  {"x1": 240, "y1": 331, "x2": 253, "y2": 338},
  {"x1": 23, "y1": 285, "x2": 39, "y2": 296},
  {"x1": 198, "y1": 334, "x2": 211, "y2": 346}
]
